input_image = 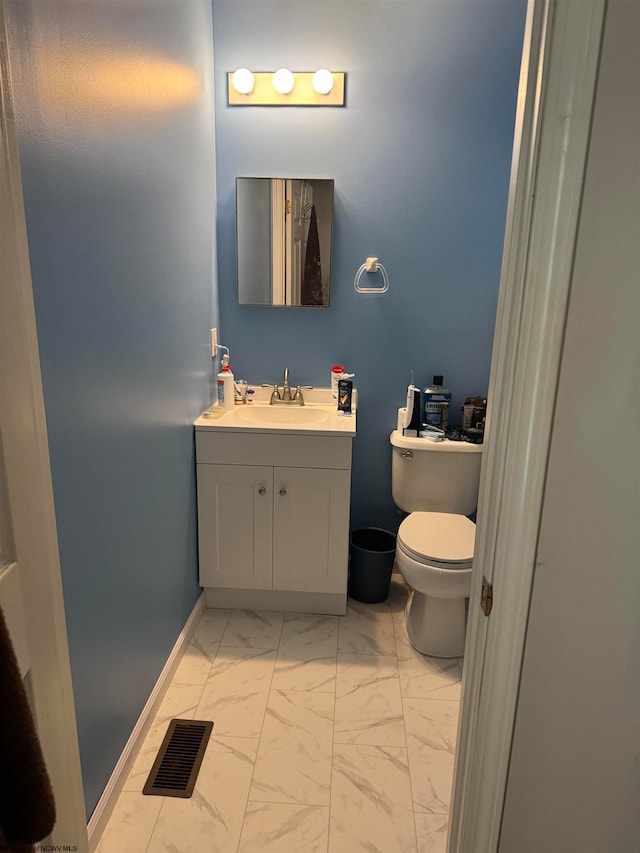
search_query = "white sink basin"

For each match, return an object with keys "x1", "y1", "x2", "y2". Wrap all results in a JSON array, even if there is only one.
[
  {"x1": 195, "y1": 388, "x2": 355, "y2": 437},
  {"x1": 236, "y1": 405, "x2": 330, "y2": 425}
]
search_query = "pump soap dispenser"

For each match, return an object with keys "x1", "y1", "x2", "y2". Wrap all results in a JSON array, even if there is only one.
[{"x1": 217, "y1": 354, "x2": 235, "y2": 410}]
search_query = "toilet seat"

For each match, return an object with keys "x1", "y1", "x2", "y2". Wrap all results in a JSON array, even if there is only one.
[{"x1": 397, "y1": 512, "x2": 475, "y2": 570}]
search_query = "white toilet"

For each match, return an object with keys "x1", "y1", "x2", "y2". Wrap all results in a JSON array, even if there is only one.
[{"x1": 390, "y1": 431, "x2": 483, "y2": 658}]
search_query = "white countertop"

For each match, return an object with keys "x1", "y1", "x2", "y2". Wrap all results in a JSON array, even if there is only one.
[{"x1": 195, "y1": 387, "x2": 356, "y2": 437}]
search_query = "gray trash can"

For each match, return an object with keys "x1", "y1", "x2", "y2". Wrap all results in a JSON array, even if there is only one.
[{"x1": 348, "y1": 527, "x2": 397, "y2": 603}]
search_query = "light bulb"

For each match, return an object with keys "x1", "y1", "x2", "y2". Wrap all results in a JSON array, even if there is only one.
[
  {"x1": 231, "y1": 68, "x2": 254, "y2": 95},
  {"x1": 312, "y1": 69, "x2": 334, "y2": 95},
  {"x1": 272, "y1": 68, "x2": 295, "y2": 95}
]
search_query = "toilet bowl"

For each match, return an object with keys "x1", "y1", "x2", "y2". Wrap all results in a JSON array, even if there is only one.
[
  {"x1": 390, "y1": 430, "x2": 482, "y2": 658},
  {"x1": 395, "y1": 511, "x2": 476, "y2": 658}
]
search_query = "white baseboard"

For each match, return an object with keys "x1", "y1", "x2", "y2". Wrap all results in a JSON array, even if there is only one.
[{"x1": 87, "y1": 592, "x2": 205, "y2": 851}]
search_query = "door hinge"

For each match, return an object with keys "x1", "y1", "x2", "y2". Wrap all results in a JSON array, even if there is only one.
[
  {"x1": 285, "y1": 198, "x2": 291, "y2": 214},
  {"x1": 480, "y1": 576, "x2": 493, "y2": 617}
]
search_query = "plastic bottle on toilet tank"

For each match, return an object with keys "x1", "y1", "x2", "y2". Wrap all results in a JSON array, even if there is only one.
[{"x1": 423, "y1": 375, "x2": 452, "y2": 433}]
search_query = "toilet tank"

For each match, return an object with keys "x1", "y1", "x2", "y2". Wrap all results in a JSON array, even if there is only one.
[{"x1": 390, "y1": 430, "x2": 483, "y2": 515}]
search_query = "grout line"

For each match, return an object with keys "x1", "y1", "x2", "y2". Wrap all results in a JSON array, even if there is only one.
[
  {"x1": 327, "y1": 609, "x2": 340, "y2": 853},
  {"x1": 245, "y1": 795, "x2": 331, "y2": 807},
  {"x1": 394, "y1": 583, "x2": 424, "y2": 853},
  {"x1": 142, "y1": 797, "x2": 164, "y2": 853},
  {"x1": 394, "y1": 607, "x2": 463, "y2": 847},
  {"x1": 198, "y1": 608, "x2": 231, "y2": 697},
  {"x1": 191, "y1": 609, "x2": 232, "y2": 720},
  {"x1": 400, "y1": 679, "x2": 420, "y2": 852},
  {"x1": 236, "y1": 609, "x2": 285, "y2": 853}
]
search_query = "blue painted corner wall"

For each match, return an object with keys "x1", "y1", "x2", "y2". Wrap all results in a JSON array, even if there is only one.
[
  {"x1": 213, "y1": 0, "x2": 527, "y2": 532},
  {"x1": 5, "y1": 0, "x2": 217, "y2": 815}
]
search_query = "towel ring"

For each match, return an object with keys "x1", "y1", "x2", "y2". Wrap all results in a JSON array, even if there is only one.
[{"x1": 354, "y1": 257, "x2": 389, "y2": 294}]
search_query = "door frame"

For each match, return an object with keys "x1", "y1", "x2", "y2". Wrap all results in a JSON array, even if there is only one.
[
  {"x1": 449, "y1": 0, "x2": 606, "y2": 849},
  {"x1": 1, "y1": 0, "x2": 608, "y2": 848},
  {"x1": 0, "y1": 2, "x2": 88, "y2": 847}
]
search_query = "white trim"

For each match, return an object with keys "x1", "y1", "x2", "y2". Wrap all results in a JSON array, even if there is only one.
[
  {"x1": 0, "y1": 3, "x2": 89, "y2": 847},
  {"x1": 272, "y1": 179, "x2": 286, "y2": 305},
  {"x1": 449, "y1": 1, "x2": 606, "y2": 851},
  {"x1": 450, "y1": 3, "x2": 549, "y2": 842},
  {"x1": 203, "y1": 586, "x2": 346, "y2": 615},
  {"x1": 0, "y1": 562, "x2": 31, "y2": 676},
  {"x1": 87, "y1": 592, "x2": 205, "y2": 851}
]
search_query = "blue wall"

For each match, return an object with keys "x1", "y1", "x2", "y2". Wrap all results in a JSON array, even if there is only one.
[
  {"x1": 6, "y1": 0, "x2": 217, "y2": 816},
  {"x1": 213, "y1": 0, "x2": 526, "y2": 531}
]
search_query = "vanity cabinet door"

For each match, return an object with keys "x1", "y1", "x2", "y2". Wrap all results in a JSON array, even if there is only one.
[
  {"x1": 197, "y1": 464, "x2": 273, "y2": 589},
  {"x1": 272, "y1": 467, "x2": 351, "y2": 594}
]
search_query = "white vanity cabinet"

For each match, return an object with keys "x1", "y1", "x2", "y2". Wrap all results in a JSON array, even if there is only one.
[{"x1": 195, "y1": 429, "x2": 353, "y2": 614}]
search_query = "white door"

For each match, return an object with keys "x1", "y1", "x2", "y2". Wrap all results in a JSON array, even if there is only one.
[
  {"x1": 271, "y1": 179, "x2": 286, "y2": 305},
  {"x1": 0, "y1": 449, "x2": 30, "y2": 677},
  {"x1": 0, "y1": 5, "x2": 88, "y2": 845},
  {"x1": 449, "y1": 0, "x2": 607, "y2": 849}
]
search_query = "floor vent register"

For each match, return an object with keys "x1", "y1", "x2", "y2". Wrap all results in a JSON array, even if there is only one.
[{"x1": 143, "y1": 719, "x2": 213, "y2": 798}]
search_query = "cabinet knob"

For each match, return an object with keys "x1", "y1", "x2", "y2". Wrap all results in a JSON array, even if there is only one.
[
  {"x1": 258, "y1": 486, "x2": 267, "y2": 495},
  {"x1": 279, "y1": 488, "x2": 287, "y2": 496}
]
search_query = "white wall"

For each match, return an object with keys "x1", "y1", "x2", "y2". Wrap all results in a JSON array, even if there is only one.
[{"x1": 498, "y1": 1, "x2": 640, "y2": 850}]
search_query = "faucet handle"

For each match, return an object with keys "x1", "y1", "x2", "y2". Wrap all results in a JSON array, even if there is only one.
[
  {"x1": 293, "y1": 385, "x2": 313, "y2": 403},
  {"x1": 261, "y1": 384, "x2": 281, "y2": 402}
]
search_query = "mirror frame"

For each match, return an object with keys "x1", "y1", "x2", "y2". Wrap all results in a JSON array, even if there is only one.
[{"x1": 236, "y1": 177, "x2": 334, "y2": 307}]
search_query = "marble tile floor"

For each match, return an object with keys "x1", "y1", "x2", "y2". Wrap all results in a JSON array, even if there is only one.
[{"x1": 96, "y1": 576, "x2": 463, "y2": 853}]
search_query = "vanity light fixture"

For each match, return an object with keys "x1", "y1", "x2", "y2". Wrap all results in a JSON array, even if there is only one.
[
  {"x1": 231, "y1": 68, "x2": 254, "y2": 95},
  {"x1": 228, "y1": 69, "x2": 345, "y2": 106},
  {"x1": 272, "y1": 68, "x2": 295, "y2": 95},
  {"x1": 312, "y1": 69, "x2": 334, "y2": 95}
]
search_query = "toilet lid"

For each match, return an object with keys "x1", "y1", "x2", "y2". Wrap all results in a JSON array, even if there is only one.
[{"x1": 398, "y1": 512, "x2": 475, "y2": 568}]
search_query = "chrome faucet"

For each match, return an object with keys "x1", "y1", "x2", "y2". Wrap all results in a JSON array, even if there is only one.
[
  {"x1": 281, "y1": 367, "x2": 292, "y2": 401},
  {"x1": 262, "y1": 368, "x2": 312, "y2": 405}
]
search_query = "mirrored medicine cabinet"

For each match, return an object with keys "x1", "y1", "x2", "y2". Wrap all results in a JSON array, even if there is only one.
[{"x1": 236, "y1": 177, "x2": 334, "y2": 307}]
